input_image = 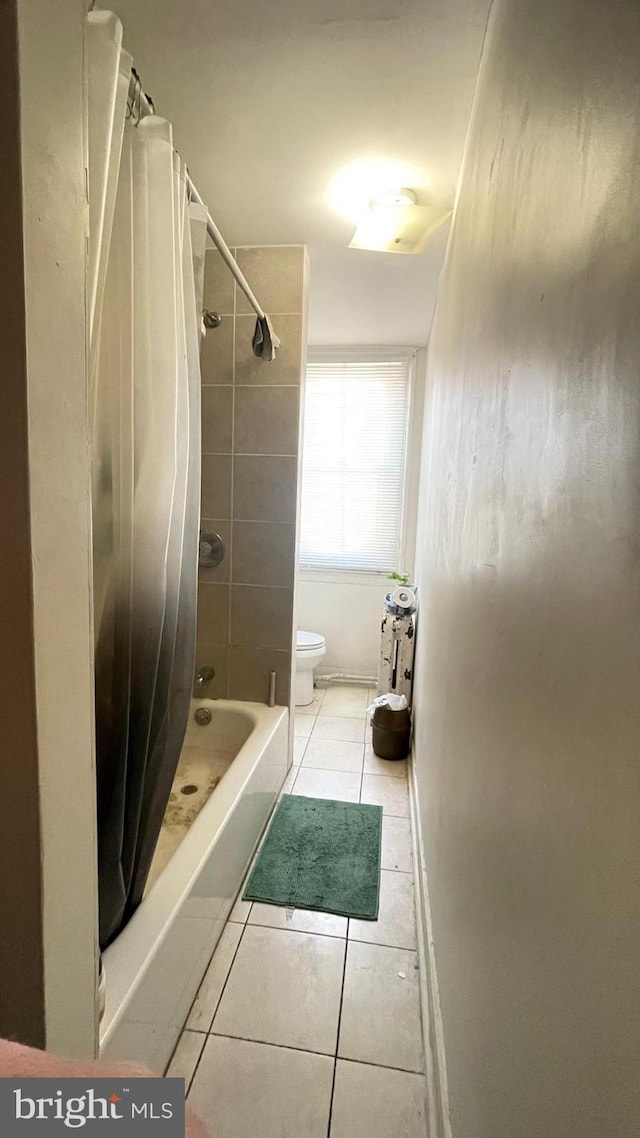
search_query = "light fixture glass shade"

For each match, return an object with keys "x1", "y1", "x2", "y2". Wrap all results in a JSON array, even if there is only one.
[{"x1": 349, "y1": 200, "x2": 451, "y2": 254}]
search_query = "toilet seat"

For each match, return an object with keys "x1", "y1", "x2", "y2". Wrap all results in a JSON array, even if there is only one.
[{"x1": 297, "y1": 630, "x2": 326, "y2": 653}]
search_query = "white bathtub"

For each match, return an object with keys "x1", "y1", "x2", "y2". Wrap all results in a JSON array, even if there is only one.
[{"x1": 100, "y1": 699, "x2": 289, "y2": 1073}]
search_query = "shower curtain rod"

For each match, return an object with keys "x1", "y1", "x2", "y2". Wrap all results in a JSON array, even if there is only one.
[{"x1": 133, "y1": 77, "x2": 267, "y2": 322}]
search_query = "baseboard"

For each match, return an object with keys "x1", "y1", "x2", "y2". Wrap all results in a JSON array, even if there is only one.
[{"x1": 409, "y1": 746, "x2": 452, "y2": 1138}]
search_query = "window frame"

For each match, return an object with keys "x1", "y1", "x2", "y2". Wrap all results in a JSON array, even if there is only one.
[{"x1": 299, "y1": 345, "x2": 417, "y2": 580}]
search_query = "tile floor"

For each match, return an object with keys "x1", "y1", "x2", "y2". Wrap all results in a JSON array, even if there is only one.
[{"x1": 168, "y1": 686, "x2": 426, "y2": 1137}]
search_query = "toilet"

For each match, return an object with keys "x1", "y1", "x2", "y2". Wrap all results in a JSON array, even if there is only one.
[{"x1": 295, "y1": 630, "x2": 326, "y2": 706}]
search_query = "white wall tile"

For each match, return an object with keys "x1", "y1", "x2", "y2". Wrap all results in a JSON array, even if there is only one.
[
  {"x1": 349, "y1": 870, "x2": 416, "y2": 950},
  {"x1": 249, "y1": 902, "x2": 347, "y2": 938},
  {"x1": 339, "y1": 942, "x2": 424, "y2": 1073},
  {"x1": 311, "y1": 716, "x2": 366, "y2": 743},
  {"x1": 189, "y1": 1035, "x2": 334, "y2": 1138},
  {"x1": 361, "y1": 774, "x2": 409, "y2": 817},
  {"x1": 303, "y1": 738, "x2": 364, "y2": 774},
  {"x1": 381, "y1": 816, "x2": 413, "y2": 873},
  {"x1": 292, "y1": 767, "x2": 362, "y2": 803},
  {"x1": 212, "y1": 925, "x2": 345, "y2": 1054},
  {"x1": 330, "y1": 1060, "x2": 427, "y2": 1138}
]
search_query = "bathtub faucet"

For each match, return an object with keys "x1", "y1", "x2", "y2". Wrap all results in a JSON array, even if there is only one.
[{"x1": 194, "y1": 665, "x2": 215, "y2": 694}]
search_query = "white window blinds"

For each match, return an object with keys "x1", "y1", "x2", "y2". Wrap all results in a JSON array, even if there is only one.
[{"x1": 300, "y1": 353, "x2": 411, "y2": 572}]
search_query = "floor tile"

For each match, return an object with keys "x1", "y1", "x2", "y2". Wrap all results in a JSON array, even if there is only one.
[
  {"x1": 338, "y1": 941, "x2": 424, "y2": 1073},
  {"x1": 330, "y1": 1060, "x2": 427, "y2": 1138},
  {"x1": 381, "y1": 816, "x2": 413, "y2": 873},
  {"x1": 311, "y1": 716, "x2": 366, "y2": 743},
  {"x1": 212, "y1": 924, "x2": 345, "y2": 1054},
  {"x1": 302, "y1": 738, "x2": 364, "y2": 774},
  {"x1": 294, "y1": 715, "x2": 314, "y2": 738},
  {"x1": 294, "y1": 736, "x2": 309, "y2": 762},
  {"x1": 165, "y1": 1030, "x2": 205, "y2": 1090},
  {"x1": 229, "y1": 895, "x2": 252, "y2": 923},
  {"x1": 320, "y1": 687, "x2": 369, "y2": 717},
  {"x1": 186, "y1": 922, "x2": 243, "y2": 1032},
  {"x1": 189, "y1": 1035, "x2": 333, "y2": 1138},
  {"x1": 364, "y1": 744, "x2": 408, "y2": 779},
  {"x1": 249, "y1": 902, "x2": 348, "y2": 938},
  {"x1": 349, "y1": 870, "x2": 416, "y2": 950},
  {"x1": 318, "y1": 703, "x2": 367, "y2": 720},
  {"x1": 361, "y1": 774, "x2": 409, "y2": 817},
  {"x1": 292, "y1": 767, "x2": 362, "y2": 804},
  {"x1": 296, "y1": 692, "x2": 325, "y2": 716}
]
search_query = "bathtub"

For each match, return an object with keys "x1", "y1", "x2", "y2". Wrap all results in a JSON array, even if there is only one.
[{"x1": 100, "y1": 699, "x2": 289, "y2": 1073}]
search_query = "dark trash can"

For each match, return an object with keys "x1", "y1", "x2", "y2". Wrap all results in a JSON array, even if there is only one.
[{"x1": 371, "y1": 703, "x2": 411, "y2": 761}]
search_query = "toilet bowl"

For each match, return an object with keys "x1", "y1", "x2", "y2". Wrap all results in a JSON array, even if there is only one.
[{"x1": 295, "y1": 631, "x2": 326, "y2": 706}]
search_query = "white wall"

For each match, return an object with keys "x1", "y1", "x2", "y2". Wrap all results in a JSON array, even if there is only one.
[
  {"x1": 413, "y1": 0, "x2": 640, "y2": 1134},
  {"x1": 307, "y1": 233, "x2": 447, "y2": 346},
  {"x1": 18, "y1": 0, "x2": 98, "y2": 1057},
  {"x1": 296, "y1": 572, "x2": 386, "y2": 678}
]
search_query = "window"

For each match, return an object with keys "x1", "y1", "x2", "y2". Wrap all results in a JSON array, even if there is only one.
[{"x1": 300, "y1": 349, "x2": 412, "y2": 572}]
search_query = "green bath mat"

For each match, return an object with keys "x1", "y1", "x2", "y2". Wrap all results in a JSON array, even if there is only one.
[{"x1": 243, "y1": 795, "x2": 382, "y2": 920}]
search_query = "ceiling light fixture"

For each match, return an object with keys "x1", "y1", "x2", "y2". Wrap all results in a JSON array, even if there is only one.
[
  {"x1": 374, "y1": 187, "x2": 417, "y2": 208},
  {"x1": 349, "y1": 191, "x2": 451, "y2": 255},
  {"x1": 327, "y1": 160, "x2": 425, "y2": 224}
]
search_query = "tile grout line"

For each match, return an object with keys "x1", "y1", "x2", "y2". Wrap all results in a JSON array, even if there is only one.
[
  {"x1": 346, "y1": 935, "x2": 417, "y2": 952},
  {"x1": 326, "y1": 1057, "x2": 338, "y2": 1138},
  {"x1": 193, "y1": 1029, "x2": 425, "y2": 1077},
  {"x1": 205, "y1": 1029, "x2": 337, "y2": 1063},
  {"x1": 164, "y1": 1025, "x2": 192, "y2": 1083},
  {"x1": 184, "y1": 1033, "x2": 207, "y2": 1097},
  {"x1": 329, "y1": 1053, "x2": 426, "y2": 1077},
  {"x1": 204, "y1": 918, "x2": 249, "y2": 1033},
  {"x1": 244, "y1": 919, "x2": 346, "y2": 940},
  {"x1": 186, "y1": 916, "x2": 250, "y2": 1099},
  {"x1": 326, "y1": 935, "x2": 349, "y2": 1138},
  {"x1": 184, "y1": 914, "x2": 249, "y2": 1092}
]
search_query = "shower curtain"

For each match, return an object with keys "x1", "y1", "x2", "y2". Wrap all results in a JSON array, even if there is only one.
[{"x1": 87, "y1": 11, "x2": 208, "y2": 948}]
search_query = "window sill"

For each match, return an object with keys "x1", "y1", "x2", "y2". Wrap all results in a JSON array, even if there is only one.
[{"x1": 298, "y1": 568, "x2": 390, "y2": 587}]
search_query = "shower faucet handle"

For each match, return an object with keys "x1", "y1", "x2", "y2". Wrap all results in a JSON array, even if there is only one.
[{"x1": 194, "y1": 666, "x2": 215, "y2": 693}]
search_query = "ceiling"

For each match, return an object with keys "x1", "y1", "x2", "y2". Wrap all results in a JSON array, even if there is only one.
[{"x1": 108, "y1": 0, "x2": 490, "y2": 344}]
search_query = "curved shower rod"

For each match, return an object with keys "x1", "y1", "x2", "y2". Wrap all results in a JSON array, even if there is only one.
[{"x1": 130, "y1": 72, "x2": 267, "y2": 322}]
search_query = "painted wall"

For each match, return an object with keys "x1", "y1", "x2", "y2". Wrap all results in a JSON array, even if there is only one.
[
  {"x1": 196, "y1": 245, "x2": 307, "y2": 705},
  {"x1": 296, "y1": 573, "x2": 386, "y2": 679},
  {"x1": 0, "y1": 0, "x2": 98, "y2": 1056},
  {"x1": 412, "y1": 1, "x2": 640, "y2": 1136},
  {"x1": 0, "y1": 0, "x2": 46, "y2": 1050},
  {"x1": 307, "y1": 232, "x2": 447, "y2": 347}
]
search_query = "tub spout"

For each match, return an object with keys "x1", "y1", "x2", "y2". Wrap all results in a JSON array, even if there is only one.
[{"x1": 194, "y1": 665, "x2": 215, "y2": 694}]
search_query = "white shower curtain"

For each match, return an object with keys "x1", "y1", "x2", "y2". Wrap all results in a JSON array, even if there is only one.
[{"x1": 87, "y1": 11, "x2": 208, "y2": 947}]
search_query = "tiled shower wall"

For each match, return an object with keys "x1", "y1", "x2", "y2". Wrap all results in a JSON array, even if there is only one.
[{"x1": 196, "y1": 245, "x2": 306, "y2": 705}]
